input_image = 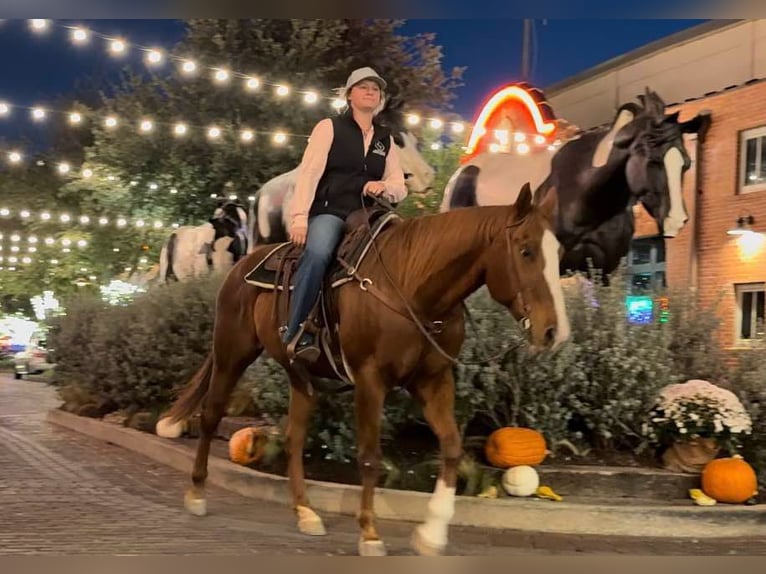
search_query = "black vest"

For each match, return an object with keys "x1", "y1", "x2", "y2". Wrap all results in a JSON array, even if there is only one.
[{"x1": 309, "y1": 111, "x2": 392, "y2": 220}]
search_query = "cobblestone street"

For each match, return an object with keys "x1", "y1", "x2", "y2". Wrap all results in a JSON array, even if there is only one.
[{"x1": 1, "y1": 374, "x2": 764, "y2": 555}]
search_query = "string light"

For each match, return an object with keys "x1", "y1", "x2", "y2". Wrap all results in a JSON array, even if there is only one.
[
  {"x1": 273, "y1": 132, "x2": 287, "y2": 145},
  {"x1": 240, "y1": 129, "x2": 254, "y2": 143},
  {"x1": 145, "y1": 49, "x2": 163, "y2": 65},
  {"x1": 0, "y1": 102, "x2": 9, "y2": 115},
  {"x1": 180, "y1": 59, "x2": 197, "y2": 75},
  {"x1": 139, "y1": 119, "x2": 154, "y2": 133},
  {"x1": 29, "y1": 19, "x2": 50, "y2": 32},
  {"x1": 31, "y1": 107, "x2": 46, "y2": 121},
  {"x1": 69, "y1": 112, "x2": 82, "y2": 124},
  {"x1": 104, "y1": 116, "x2": 118, "y2": 128},
  {"x1": 7, "y1": 151, "x2": 22, "y2": 164},
  {"x1": 82, "y1": 168, "x2": 93, "y2": 178},
  {"x1": 429, "y1": 118, "x2": 443, "y2": 130},
  {"x1": 57, "y1": 162, "x2": 70, "y2": 174},
  {"x1": 207, "y1": 126, "x2": 222, "y2": 140},
  {"x1": 406, "y1": 114, "x2": 420, "y2": 126},
  {"x1": 174, "y1": 122, "x2": 188, "y2": 136},
  {"x1": 213, "y1": 68, "x2": 230, "y2": 83},
  {"x1": 108, "y1": 38, "x2": 127, "y2": 56},
  {"x1": 21, "y1": 21, "x2": 462, "y2": 131},
  {"x1": 71, "y1": 27, "x2": 89, "y2": 44}
]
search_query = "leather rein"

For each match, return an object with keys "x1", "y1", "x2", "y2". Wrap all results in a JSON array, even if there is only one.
[{"x1": 338, "y1": 194, "x2": 531, "y2": 366}]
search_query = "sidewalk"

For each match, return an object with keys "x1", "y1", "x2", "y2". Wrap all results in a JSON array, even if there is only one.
[{"x1": 2, "y1": 374, "x2": 764, "y2": 555}]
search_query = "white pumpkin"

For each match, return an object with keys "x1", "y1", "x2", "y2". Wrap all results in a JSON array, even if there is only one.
[{"x1": 502, "y1": 465, "x2": 539, "y2": 497}]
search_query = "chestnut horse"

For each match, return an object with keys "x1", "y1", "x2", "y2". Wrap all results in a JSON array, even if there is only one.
[{"x1": 160, "y1": 183, "x2": 570, "y2": 556}]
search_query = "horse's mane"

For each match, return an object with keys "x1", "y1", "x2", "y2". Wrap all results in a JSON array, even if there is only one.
[{"x1": 376, "y1": 207, "x2": 512, "y2": 285}]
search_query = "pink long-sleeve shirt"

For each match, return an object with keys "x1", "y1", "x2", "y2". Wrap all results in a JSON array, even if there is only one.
[{"x1": 289, "y1": 118, "x2": 408, "y2": 231}]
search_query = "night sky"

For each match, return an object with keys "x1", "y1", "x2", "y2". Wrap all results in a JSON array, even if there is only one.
[{"x1": 0, "y1": 19, "x2": 707, "y2": 148}]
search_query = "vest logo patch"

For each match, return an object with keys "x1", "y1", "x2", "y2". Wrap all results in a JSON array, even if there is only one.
[{"x1": 372, "y1": 141, "x2": 386, "y2": 157}]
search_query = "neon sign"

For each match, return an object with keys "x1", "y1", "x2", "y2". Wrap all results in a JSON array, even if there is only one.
[{"x1": 462, "y1": 82, "x2": 557, "y2": 164}]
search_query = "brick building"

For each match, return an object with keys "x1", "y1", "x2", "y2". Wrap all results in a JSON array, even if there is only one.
[{"x1": 546, "y1": 20, "x2": 766, "y2": 350}]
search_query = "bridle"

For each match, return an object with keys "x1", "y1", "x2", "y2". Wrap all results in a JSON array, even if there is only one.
[{"x1": 343, "y1": 195, "x2": 534, "y2": 366}]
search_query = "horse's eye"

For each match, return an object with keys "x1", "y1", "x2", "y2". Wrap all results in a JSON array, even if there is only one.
[{"x1": 521, "y1": 248, "x2": 533, "y2": 259}]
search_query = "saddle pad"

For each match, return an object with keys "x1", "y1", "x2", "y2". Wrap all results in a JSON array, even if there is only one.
[{"x1": 244, "y1": 211, "x2": 400, "y2": 291}]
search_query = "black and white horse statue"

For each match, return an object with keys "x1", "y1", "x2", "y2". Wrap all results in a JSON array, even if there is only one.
[
  {"x1": 249, "y1": 98, "x2": 436, "y2": 245},
  {"x1": 441, "y1": 89, "x2": 711, "y2": 277},
  {"x1": 159, "y1": 200, "x2": 249, "y2": 282}
]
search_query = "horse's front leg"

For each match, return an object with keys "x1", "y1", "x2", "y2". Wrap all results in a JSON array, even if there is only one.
[
  {"x1": 354, "y1": 363, "x2": 388, "y2": 556},
  {"x1": 410, "y1": 368, "x2": 462, "y2": 556}
]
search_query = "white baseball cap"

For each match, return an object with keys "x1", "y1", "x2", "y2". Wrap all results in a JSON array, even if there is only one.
[{"x1": 344, "y1": 67, "x2": 387, "y2": 94}]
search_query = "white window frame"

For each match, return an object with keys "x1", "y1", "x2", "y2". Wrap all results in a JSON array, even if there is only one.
[
  {"x1": 739, "y1": 126, "x2": 766, "y2": 194},
  {"x1": 735, "y1": 282, "x2": 765, "y2": 344}
]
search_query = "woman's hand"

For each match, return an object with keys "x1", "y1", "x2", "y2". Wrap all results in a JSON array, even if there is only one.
[
  {"x1": 363, "y1": 181, "x2": 387, "y2": 197},
  {"x1": 290, "y1": 225, "x2": 308, "y2": 246}
]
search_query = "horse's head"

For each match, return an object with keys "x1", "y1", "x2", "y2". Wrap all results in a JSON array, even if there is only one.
[
  {"x1": 377, "y1": 97, "x2": 435, "y2": 193},
  {"x1": 210, "y1": 199, "x2": 249, "y2": 260},
  {"x1": 484, "y1": 183, "x2": 571, "y2": 352},
  {"x1": 610, "y1": 88, "x2": 710, "y2": 237}
]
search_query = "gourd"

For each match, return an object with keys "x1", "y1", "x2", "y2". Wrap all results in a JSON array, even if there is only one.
[
  {"x1": 228, "y1": 427, "x2": 268, "y2": 466},
  {"x1": 701, "y1": 456, "x2": 758, "y2": 504},
  {"x1": 485, "y1": 427, "x2": 547, "y2": 468}
]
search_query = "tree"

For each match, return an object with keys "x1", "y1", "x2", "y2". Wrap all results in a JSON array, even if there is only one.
[{"x1": 2, "y1": 19, "x2": 465, "y2": 307}]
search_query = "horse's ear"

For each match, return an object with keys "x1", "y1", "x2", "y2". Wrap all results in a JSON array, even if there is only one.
[
  {"x1": 536, "y1": 186, "x2": 558, "y2": 223},
  {"x1": 516, "y1": 182, "x2": 533, "y2": 219}
]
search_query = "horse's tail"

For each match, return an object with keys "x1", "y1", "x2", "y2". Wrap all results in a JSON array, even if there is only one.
[{"x1": 155, "y1": 353, "x2": 213, "y2": 438}]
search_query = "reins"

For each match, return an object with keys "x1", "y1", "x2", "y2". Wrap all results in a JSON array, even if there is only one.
[{"x1": 341, "y1": 193, "x2": 529, "y2": 367}]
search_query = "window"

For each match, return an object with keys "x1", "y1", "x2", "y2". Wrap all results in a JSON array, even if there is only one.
[
  {"x1": 739, "y1": 126, "x2": 766, "y2": 193},
  {"x1": 627, "y1": 236, "x2": 666, "y2": 294},
  {"x1": 735, "y1": 283, "x2": 765, "y2": 342}
]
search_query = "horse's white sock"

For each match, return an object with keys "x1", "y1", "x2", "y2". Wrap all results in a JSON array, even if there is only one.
[{"x1": 418, "y1": 478, "x2": 456, "y2": 548}]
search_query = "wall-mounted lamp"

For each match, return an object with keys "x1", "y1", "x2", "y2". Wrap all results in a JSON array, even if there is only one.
[{"x1": 727, "y1": 215, "x2": 756, "y2": 236}]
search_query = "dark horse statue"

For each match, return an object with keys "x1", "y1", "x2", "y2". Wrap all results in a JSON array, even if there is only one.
[
  {"x1": 158, "y1": 184, "x2": 569, "y2": 556},
  {"x1": 442, "y1": 89, "x2": 711, "y2": 277}
]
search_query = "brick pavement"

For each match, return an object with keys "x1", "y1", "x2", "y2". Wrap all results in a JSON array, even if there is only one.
[{"x1": 1, "y1": 374, "x2": 764, "y2": 555}]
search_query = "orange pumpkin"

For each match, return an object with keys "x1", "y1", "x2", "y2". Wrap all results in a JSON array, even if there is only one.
[
  {"x1": 701, "y1": 456, "x2": 758, "y2": 504},
  {"x1": 228, "y1": 427, "x2": 268, "y2": 466},
  {"x1": 485, "y1": 427, "x2": 547, "y2": 468}
]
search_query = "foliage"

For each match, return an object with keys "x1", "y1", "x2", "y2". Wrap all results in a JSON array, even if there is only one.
[{"x1": 48, "y1": 275, "x2": 221, "y2": 415}]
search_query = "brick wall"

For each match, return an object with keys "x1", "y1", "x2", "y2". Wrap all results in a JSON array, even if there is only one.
[{"x1": 631, "y1": 81, "x2": 766, "y2": 350}]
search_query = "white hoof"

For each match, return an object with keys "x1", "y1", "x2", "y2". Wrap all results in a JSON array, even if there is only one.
[
  {"x1": 156, "y1": 417, "x2": 184, "y2": 438},
  {"x1": 411, "y1": 526, "x2": 446, "y2": 556},
  {"x1": 358, "y1": 538, "x2": 387, "y2": 556},
  {"x1": 184, "y1": 491, "x2": 207, "y2": 516},
  {"x1": 296, "y1": 505, "x2": 326, "y2": 536}
]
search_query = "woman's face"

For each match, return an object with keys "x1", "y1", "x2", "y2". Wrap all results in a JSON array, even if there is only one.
[{"x1": 348, "y1": 80, "x2": 382, "y2": 112}]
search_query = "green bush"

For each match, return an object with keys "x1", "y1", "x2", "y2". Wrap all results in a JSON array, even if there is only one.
[{"x1": 49, "y1": 275, "x2": 221, "y2": 415}]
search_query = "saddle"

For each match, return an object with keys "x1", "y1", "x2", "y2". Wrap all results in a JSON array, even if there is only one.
[{"x1": 243, "y1": 207, "x2": 401, "y2": 383}]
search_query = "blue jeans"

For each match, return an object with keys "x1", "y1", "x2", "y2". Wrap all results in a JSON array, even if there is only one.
[{"x1": 284, "y1": 213, "x2": 346, "y2": 342}]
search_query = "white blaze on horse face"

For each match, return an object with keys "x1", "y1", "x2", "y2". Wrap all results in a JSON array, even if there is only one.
[
  {"x1": 662, "y1": 146, "x2": 687, "y2": 237},
  {"x1": 416, "y1": 478, "x2": 455, "y2": 549},
  {"x1": 542, "y1": 229, "x2": 571, "y2": 349},
  {"x1": 592, "y1": 109, "x2": 635, "y2": 168},
  {"x1": 397, "y1": 131, "x2": 435, "y2": 193}
]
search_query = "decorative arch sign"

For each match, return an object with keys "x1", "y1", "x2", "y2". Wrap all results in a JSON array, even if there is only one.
[{"x1": 461, "y1": 82, "x2": 558, "y2": 164}]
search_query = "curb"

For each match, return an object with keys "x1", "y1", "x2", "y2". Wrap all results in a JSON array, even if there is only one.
[{"x1": 47, "y1": 409, "x2": 766, "y2": 538}]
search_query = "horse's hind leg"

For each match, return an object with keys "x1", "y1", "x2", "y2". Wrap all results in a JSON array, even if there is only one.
[
  {"x1": 185, "y1": 331, "x2": 262, "y2": 516},
  {"x1": 410, "y1": 369, "x2": 462, "y2": 556},
  {"x1": 354, "y1": 365, "x2": 388, "y2": 556},
  {"x1": 284, "y1": 372, "x2": 325, "y2": 535}
]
